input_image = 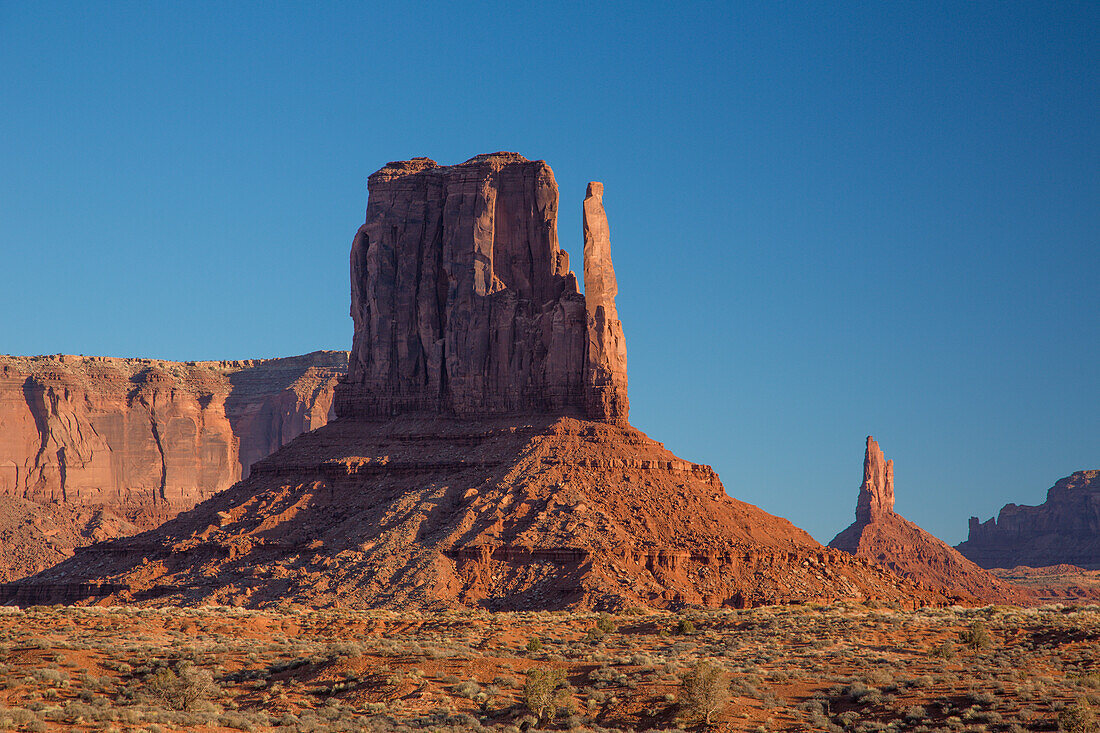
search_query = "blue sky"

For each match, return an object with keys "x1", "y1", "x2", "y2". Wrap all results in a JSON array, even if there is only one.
[{"x1": 1, "y1": 2, "x2": 1097, "y2": 544}]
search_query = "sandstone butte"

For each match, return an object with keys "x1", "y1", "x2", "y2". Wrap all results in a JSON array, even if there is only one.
[
  {"x1": 0, "y1": 351, "x2": 347, "y2": 581},
  {"x1": 3, "y1": 153, "x2": 953, "y2": 610},
  {"x1": 956, "y1": 470, "x2": 1100, "y2": 570},
  {"x1": 829, "y1": 436, "x2": 1032, "y2": 605}
]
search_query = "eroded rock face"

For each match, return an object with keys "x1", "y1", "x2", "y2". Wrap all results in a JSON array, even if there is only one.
[
  {"x1": 830, "y1": 436, "x2": 1031, "y2": 605},
  {"x1": 0, "y1": 351, "x2": 347, "y2": 579},
  {"x1": 334, "y1": 153, "x2": 628, "y2": 422},
  {"x1": 957, "y1": 471, "x2": 1100, "y2": 570},
  {"x1": 3, "y1": 154, "x2": 960, "y2": 611},
  {"x1": 0, "y1": 351, "x2": 348, "y2": 514}
]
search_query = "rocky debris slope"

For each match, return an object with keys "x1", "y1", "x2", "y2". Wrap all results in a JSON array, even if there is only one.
[
  {"x1": 956, "y1": 471, "x2": 1100, "y2": 570},
  {"x1": 830, "y1": 437, "x2": 1032, "y2": 605},
  {"x1": 989, "y1": 565, "x2": 1100, "y2": 604},
  {"x1": 334, "y1": 153, "x2": 628, "y2": 423},
  {"x1": 3, "y1": 153, "x2": 952, "y2": 610},
  {"x1": 0, "y1": 496, "x2": 138, "y2": 582},
  {"x1": 1, "y1": 417, "x2": 945, "y2": 609},
  {"x1": 0, "y1": 351, "x2": 347, "y2": 579}
]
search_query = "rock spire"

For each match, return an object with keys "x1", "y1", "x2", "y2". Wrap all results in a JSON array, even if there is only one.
[
  {"x1": 855, "y1": 436, "x2": 895, "y2": 523},
  {"x1": 334, "y1": 153, "x2": 629, "y2": 422},
  {"x1": 583, "y1": 182, "x2": 629, "y2": 422},
  {"x1": 831, "y1": 436, "x2": 1032, "y2": 604}
]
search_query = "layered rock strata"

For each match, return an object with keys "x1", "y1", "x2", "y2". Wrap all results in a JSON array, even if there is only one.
[
  {"x1": 334, "y1": 153, "x2": 627, "y2": 422},
  {"x1": 3, "y1": 153, "x2": 953, "y2": 609},
  {"x1": 957, "y1": 471, "x2": 1100, "y2": 570},
  {"x1": 830, "y1": 437, "x2": 1031, "y2": 605},
  {"x1": 0, "y1": 351, "x2": 347, "y2": 580}
]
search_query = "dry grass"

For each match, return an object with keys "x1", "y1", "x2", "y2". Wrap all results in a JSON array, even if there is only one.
[{"x1": 0, "y1": 603, "x2": 1094, "y2": 731}]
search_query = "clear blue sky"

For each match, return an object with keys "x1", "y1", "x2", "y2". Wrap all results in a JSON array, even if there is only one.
[{"x1": 2, "y1": 2, "x2": 1097, "y2": 544}]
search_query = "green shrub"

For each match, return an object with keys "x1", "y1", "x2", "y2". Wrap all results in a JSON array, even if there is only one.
[
  {"x1": 1060, "y1": 700, "x2": 1099, "y2": 733},
  {"x1": 680, "y1": 660, "x2": 729, "y2": 725},
  {"x1": 959, "y1": 621, "x2": 992, "y2": 651},
  {"x1": 931, "y1": 640, "x2": 957, "y2": 659},
  {"x1": 523, "y1": 667, "x2": 568, "y2": 721},
  {"x1": 143, "y1": 662, "x2": 218, "y2": 711},
  {"x1": 526, "y1": 637, "x2": 542, "y2": 652},
  {"x1": 451, "y1": 681, "x2": 480, "y2": 699},
  {"x1": 676, "y1": 618, "x2": 696, "y2": 635}
]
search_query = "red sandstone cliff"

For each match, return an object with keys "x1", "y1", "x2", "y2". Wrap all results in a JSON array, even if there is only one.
[
  {"x1": 830, "y1": 437, "x2": 1032, "y2": 604},
  {"x1": 2, "y1": 154, "x2": 951, "y2": 610},
  {"x1": 957, "y1": 470, "x2": 1100, "y2": 570},
  {"x1": 0, "y1": 351, "x2": 347, "y2": 580}
]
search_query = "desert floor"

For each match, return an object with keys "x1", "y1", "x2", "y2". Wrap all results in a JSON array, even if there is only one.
[{"x1": 0, "y1": 602, "x2": 1095, "y2": 732}]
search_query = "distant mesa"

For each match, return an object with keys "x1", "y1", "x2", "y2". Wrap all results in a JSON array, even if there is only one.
[
  {"x1": 3, "y1": 153, "x2": 950, "y2": 610},
  {"x1": 956, "y1": 470, "x2": 1100, "y2": 570},
  {"x1": 829, "y1": 436, "x2": 1032, "y2": 605},
  {"x1": 0, "y1": 351, "x2": 347, "y2": 581}
]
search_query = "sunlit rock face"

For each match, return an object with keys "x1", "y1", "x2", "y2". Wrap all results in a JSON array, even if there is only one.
[
  {"x1": 335, "y1": 153, "x2": 628, "y2": 422},
  {"x1": 0, "y1": 351, "x2": 347, "y2": 580}
]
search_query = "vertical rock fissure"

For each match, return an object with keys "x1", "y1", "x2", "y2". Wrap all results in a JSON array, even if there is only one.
[
  {"x1": 388, "y1": 224, "x2": 399, "y2": 393},
  {"x1": 411, "y1": 196, "x2": 427, "y2": 388},
  {"x1": 56, "y1": 447, "x2": 67, "y2": 502},
  {"x1": 434, "y1": 209, "x2": 449, "y2": 406},
  {"x1": 148, "y1": 415, "x2": 168, "y2": 503},
  {"x1": 21, "y1": 379, "x2": 51, "y2": 495}
]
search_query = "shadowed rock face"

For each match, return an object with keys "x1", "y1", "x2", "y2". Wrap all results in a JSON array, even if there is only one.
[
  {"x1": 830, "y1": 436, "x2": 1032, "y2": 605},
  {"x1": 334, "y1": 153, "x2": 628, "y2": 423},
  {"x1": 957, "y1": 471, "x2": 1100, "y2": 570}
]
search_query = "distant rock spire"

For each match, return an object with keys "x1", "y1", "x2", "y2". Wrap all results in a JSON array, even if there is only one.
[
  {"x1": 582, "y1": 182, "x2": 629, "y2": 422},
  {"x1": 828, "y1": 435, "x2": 1034, "y2": 604},
  {"x1": 855, "y1": 436, "x2": 895, "y2": 523}
]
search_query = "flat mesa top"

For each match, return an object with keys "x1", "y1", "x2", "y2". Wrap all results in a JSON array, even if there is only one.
[{"x1": 369, "y1": 152, "x2": 542, "y2": 183}]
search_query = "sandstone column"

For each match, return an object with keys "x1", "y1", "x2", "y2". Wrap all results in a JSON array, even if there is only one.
[
  {"x1": 583, "y1": 182, "x2": 629, "y2": 422},
  {"x1": 855, "y1": 436, "x2": 895, "y2": 523}
]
